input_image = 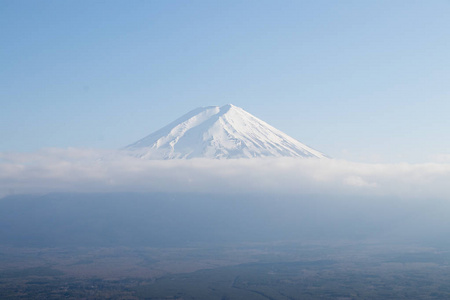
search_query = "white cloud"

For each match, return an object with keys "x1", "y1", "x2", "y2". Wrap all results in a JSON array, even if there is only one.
[
  {"x1": 2, "y1": 148, "x2": 450, "y2": 199},
  {"x1": 431, "y1": 153, "x2": 450, "y2": 163}
]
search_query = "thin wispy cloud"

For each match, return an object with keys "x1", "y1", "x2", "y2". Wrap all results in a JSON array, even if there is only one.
[{"x1": 1, "y1": 148, "x2": 450, "y2": 199}]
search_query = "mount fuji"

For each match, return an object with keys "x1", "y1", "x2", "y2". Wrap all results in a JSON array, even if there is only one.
[{"x1": 124, "y1": 104, "x2": 326, "y2": 159}]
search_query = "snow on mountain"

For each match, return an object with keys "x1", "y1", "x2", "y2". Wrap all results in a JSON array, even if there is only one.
[{"x1": 124, "y1": 104, "x2": 326, "y2": 159}]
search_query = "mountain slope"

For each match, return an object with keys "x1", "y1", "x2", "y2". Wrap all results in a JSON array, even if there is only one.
[{"x1": 125, "y1": 104, "x2": 326, "y2": 159}]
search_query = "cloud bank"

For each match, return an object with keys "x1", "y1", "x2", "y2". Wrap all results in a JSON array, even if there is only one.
[{"x1": 1, "y1": 148, "x2": 450, "y2": 199}]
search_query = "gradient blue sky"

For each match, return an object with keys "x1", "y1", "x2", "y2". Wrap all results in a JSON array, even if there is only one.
[{"x1": 1, "y1": 0, "x2": 450, "y2": 163}]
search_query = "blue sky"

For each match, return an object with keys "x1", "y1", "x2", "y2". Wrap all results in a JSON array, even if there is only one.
[{"x1": 1, "y1": 0, "x2": 450, "y2": 163}]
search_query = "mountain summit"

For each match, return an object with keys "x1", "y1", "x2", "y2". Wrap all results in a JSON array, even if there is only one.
[{"x1": 125, "y1": 104, "x2": 326, "y2": 159}]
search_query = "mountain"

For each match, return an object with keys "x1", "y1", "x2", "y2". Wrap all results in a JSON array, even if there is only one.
[{"x1": 124, "y1": 104, "x2": 326, "y2": 159}]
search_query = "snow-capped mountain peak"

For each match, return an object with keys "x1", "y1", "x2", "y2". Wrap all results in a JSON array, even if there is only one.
[{"x1": 125, "y1": 104, "x2": 326, "y2": 159}]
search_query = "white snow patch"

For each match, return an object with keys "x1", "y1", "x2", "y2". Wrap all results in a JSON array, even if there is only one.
[{"x1": 124, "y1": 104, "x2": 326, "y2": 159}]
